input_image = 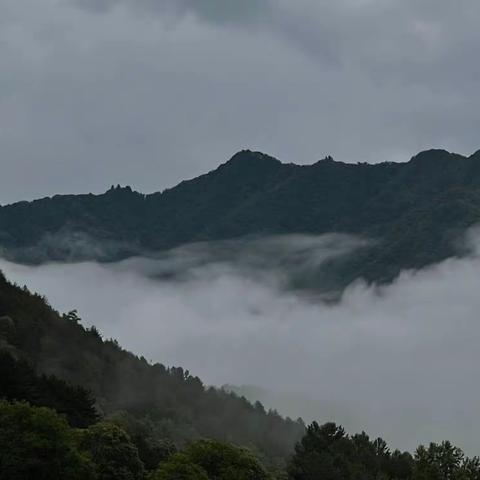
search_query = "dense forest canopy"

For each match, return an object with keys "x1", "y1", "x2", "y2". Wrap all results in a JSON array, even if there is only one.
[{"x1": 2, "y1": 149, "x2": 480, "y2": 289}]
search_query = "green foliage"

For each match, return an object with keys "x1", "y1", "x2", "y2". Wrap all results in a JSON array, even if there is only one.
[
  {"x1": 287, "y1": 422, "x2": 413, "y2": 480},
  {"x1": 0, "y1": 400, "x2": 95, "y2": 480},
  {"x1": 0, "y1": 351, "x2": 98, "y2": 427},
  {"x1": 109, "y1": 411, "x2": 178, "y2": 471},
  {"x1": 151, "y1": 440, "x2": 270, "y2": 480},
  {"x1": 288, "y1": 423, "x2": 480, "y2": 480},
  {"x1": 413, "y1": 441, "x2": 480, "y2": 480},
  {"x1": 149, "y1": 453, "x2": 209, "y2": 480},
  {"x1": 77, "y1": 421, "x2": 145, "y2": 480},
  {"x1": 184, "y1": 439, "x2": 271, "y2": 480}
]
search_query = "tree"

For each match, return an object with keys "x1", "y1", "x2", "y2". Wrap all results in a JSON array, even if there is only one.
[
  {"x1": 287, "y1": 422, "x2": 352, "y2": 480},
  {"x1": 0, "y1": 400, "x2": 94, "y2": 480},
  {"x1": 0, "y1": 351, "x2": 98, "y2": 428},
  {"x1": 78, "y1": 421, "x2": 145, "y2": 480},
  {"x1": 287, "y1": 422, "x2": 413, "y2": 480},
  {"x1": 150, "y1": 439, "x2": 270, "y2": 480},
  {"x1": 149, "y1": 453, "x2": 209, "y2": 480},
  {"x1": 185, "y1": 439, "x2": 271, "y2": 480},
  {"x1": 109, "y1": 411, "x2": 177, "y2": 471},
  {"x1": 386, "y1": 450, "x2": 414, "y2": 480},
  {"x1": 413, "y1": 442, "x2": 480, "y2": 480}
]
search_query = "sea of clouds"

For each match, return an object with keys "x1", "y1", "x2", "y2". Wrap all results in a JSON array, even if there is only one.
[{"x1": 2, "y1": 232, "x2": 480, "y2": 454}]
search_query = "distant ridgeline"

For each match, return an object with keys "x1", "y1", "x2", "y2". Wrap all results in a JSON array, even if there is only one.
[{"x1": 2, "y1": 148, "x2": 480, "y2": 287}]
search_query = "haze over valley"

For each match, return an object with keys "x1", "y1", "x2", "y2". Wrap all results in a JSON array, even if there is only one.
[{"x1": 3, "y1": 225, "x2": 480, "y2": 453}]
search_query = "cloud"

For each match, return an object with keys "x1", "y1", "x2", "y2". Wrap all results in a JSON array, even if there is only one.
[
  {"x1": 3, "y1": 231, "x2": 480, "y2": 454},
  {"x1": 1, "y1": 230, "x2": 140, "y2": 264}
]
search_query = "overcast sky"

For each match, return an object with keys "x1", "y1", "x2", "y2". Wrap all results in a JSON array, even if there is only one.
[{"x1": 1, "y1": 0, "x2": 480, "y2": 204}]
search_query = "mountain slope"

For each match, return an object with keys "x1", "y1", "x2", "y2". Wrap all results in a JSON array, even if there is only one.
[
  {"x1": 0, "y1": 270, "x2": 304, "y2": 466},
  {"x1": 2, "y1": 149, "x2": 480, "y2": 286}
]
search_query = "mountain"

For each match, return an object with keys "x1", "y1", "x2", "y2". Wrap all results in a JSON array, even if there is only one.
[
  {"x1": 0, "y1": 269, "x2": 304, "y2": 469},
  {"x1": 2, "y1": 148, "x2": 480, "y2": 287}
]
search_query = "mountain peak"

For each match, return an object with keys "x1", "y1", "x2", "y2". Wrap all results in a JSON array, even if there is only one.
[
  {"x1": 104, "y1": 185, "x2": 136, "y2": 196},
  {"x1": 314, "y1": 155, "x2": 340, "y2": 165},
  {"x1": 223, "y1": 150, "x2": 282, "y2": 168},
  {"x1": 409, "y1": 149, "x2": 460, "y2": 163}
]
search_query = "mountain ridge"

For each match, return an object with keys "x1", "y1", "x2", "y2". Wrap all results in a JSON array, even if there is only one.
[
  {"x1": 2, "y1": 148, "x2": 480, "y2": 289},
  {"x1": 1, "y1": 148, "x2": 470, "y2": 208}
]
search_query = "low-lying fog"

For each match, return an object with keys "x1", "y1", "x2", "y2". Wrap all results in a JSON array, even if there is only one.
[{"x1": 2, "y1": 232, "x2": 480, "y2": 454}]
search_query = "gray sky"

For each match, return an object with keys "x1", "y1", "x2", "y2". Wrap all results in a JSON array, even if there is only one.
[{"x1": 1, "y1": 0, "x2": 480, "y2": 204}]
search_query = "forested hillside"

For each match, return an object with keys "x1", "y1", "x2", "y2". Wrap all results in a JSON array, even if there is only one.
[
  {"x1": 2, "y1": 149, "x2": 480, "y2": 288},
  {"x1": 0, "y1": 269, "x2": 304, "y2": 472},
  {"x1": 1, "y1": 244, "x2": 479, "y2": 478}
]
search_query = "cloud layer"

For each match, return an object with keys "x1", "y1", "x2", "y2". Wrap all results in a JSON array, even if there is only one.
[
  {"x1": 1, "y1": 0, "x2": 480, "y2": 203},
  {"x1": 2, "y1": 233, "x2": 480, "y2": 454}
]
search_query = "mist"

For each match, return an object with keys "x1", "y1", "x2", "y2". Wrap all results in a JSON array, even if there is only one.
[{"x1": 2, "y1": 232, "x2": 480, "y2": 454}]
